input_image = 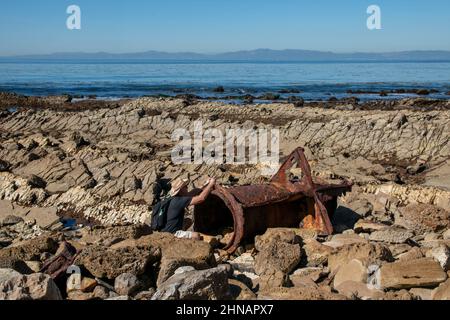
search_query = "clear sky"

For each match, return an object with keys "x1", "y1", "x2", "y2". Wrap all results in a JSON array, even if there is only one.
[{"x1": 0, "y1": 0, "x2": 449, "y2": 55}]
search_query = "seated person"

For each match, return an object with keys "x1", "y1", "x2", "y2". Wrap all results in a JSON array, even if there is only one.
[{"x1": 160, "y1": 176, "x2": 215, "y2": 240}]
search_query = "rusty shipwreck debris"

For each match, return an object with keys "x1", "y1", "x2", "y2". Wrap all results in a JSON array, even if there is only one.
[
  {"x1": 40, "y1": 241, "x2": 78, "y2": 279},
  {"x1": 193, "y1": 147, "x2": 352, "y2": 253}
]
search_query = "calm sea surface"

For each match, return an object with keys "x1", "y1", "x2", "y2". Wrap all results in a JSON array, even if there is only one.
[{"x1": 0, "y1": 60, "x2": 449, "y2": 101}]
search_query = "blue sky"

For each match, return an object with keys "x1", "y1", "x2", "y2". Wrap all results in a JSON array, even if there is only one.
[{"x1": 0, "y1": 0, "x2": 449, "y2": 55}]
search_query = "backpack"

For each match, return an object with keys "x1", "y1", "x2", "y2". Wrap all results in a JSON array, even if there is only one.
[{"x1": 150, "y1": 196, "x2": 173, "y2": 231}]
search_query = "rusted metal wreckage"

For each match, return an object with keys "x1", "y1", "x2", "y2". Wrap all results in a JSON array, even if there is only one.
[{"x1": 194, "y1": 147, "x2": 353, "y2": 253}]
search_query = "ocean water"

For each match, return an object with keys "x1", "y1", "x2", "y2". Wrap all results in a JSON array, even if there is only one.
[{"x1": 0, "y1": 60, "x2": 449, "y2": 101}]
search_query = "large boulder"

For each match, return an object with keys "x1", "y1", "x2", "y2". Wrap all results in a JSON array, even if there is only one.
[
  {"x1": 228, "y1": 279, "x2": 256, "y2": 300},
  {"x1": 428, "y1": 244, "x2": 450, "y2": 271},
  {"x1": 74, "y1": 243, "x2": 160, "y2": 279},
  {"x1": 114, "y1": 273, "x2": 143, "y2": 296},
  {"x1": 253, "y1": 228, "x2": 302, "y2": 279},
  {"x1": 333, "y1": 259, "x2": 368, "y2": 288},
  {"x1": 152, "y1": 265, "x2": 230, "y2": 300},
  {"x1": 301, "y1": 239, "x2": 334, "y2": 267},
  {"x1": 258, "y1": 271, "x2": 290, "y2": 290},
  {"x1": 0, "y1": 270, "x2": 62, "y2": 300},
  {"x1": 379, "y1": 258, "x2": 447, "y2": 289},
  {"x1": 156, "y1": 239, "x2": 216, "y2": 286},
  {"x1": 254, "y1": 241, "x2": 301, "y2": 276},
  {"x1": 328, "y1": 243, "x2": 394, "y2": 273},
  {"x1": 254, "y1": 228, "x2": 301, "y2": 251},
  {"x1": 395, "y1": 204, "x2": 450, "y2": 234},
  {"x1": 432, "y1": 279, "x2": 450, "y2": 300},
  {"x1": 409, "y1": 288, "x2": 434, "y2": 301},
  {"x1": 0, "y1": 235, "x2": 59, "y2": 263}
]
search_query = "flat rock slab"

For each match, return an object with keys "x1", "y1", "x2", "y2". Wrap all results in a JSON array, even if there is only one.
[
  {"x1": 328, "y1": 242, "x2": 394, "y2": 273},
  {"x1": 333, "y1": 259, "x2": 368, "y2": 288},
  {"x1": 354, "y1": 220, "x2": 389, "y2": 233},
  {"x1": 0, "y1": 200, "x2": 30, "y2": 220},
  {"x1": 369, "y1": 227, "x2": 414, "y2": 244},
  {"x1": 74, "y1": 244, "x2": 161, "y2": 280},
  {"x1": 25, "y1": 207, "x2": 60, "y2": 229},
  {"x1": 380, "y1": 258, "x2": 447, "y2": 290},
  {"x1": 257, "y1": 286, "x2": 347, "y2": 300},
  {"x1": 432, "y1": 279, "x2": 450, "y2": 300},
  {"x1": 323, "y1": 234, "x2": 368, "y2": 249}
]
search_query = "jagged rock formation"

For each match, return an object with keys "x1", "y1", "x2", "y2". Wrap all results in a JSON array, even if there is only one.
[{"x1": 1, "y1": 97, "x2": 449, "y2": 226}]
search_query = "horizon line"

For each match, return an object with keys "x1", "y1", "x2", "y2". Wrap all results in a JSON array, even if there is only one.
[{"x1": 2, "y1": 48, "x2": 450, "y2": 58}]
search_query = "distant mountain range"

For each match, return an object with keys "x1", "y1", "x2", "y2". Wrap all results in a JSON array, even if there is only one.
[{"x1": 2, "y1": 49, "x2": 450, "y2": 62}]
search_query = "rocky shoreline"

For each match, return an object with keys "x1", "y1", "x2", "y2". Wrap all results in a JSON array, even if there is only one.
[{"x1": 1, "y1": 93, "x2": 450, "y2": 300}]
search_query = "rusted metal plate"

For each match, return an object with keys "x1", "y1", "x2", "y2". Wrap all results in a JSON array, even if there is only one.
[
  {"x1": 228, "y1": 184, "x2": 292, "y2": 207},
  {"x1": 40, "y1": 241, "x2": 78, "y2": 279}
]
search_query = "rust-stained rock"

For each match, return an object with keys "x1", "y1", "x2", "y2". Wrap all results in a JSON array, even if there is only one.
[{"x1": 395, "y1": 204, "x2": 450, "y2": 234}]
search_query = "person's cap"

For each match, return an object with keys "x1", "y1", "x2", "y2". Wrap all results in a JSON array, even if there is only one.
[{"x1": 169, "y1": 178, "x2": 189, "y2": 196}]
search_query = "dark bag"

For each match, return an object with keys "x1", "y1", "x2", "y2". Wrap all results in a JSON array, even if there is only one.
[{"x1": 150, "y1": 196, "x2": 173, "y2": 231}]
